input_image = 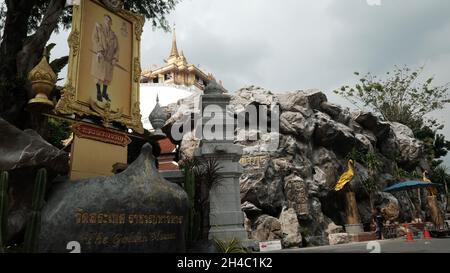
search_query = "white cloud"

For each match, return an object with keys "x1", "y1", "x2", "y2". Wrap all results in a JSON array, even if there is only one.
[{"x1": 366, "y1": 0, "x2": 382, "y2": 6}]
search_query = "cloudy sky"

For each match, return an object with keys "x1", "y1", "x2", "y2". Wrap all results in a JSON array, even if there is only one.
[{"x1": 50, "y1": 0, "x2": 450, "y2": 166}]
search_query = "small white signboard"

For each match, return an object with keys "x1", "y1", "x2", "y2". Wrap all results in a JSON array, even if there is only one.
[{"x1": 259, "y1": 240, "x2": 282, "y2": 252}]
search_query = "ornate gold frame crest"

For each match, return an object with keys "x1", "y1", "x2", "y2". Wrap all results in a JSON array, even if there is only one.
[{"x1": 55, "y1": 0, "x2": 144, "y2": 134}]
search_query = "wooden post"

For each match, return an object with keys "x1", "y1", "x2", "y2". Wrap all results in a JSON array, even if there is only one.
[
  {"x1": 426, "y1": 195, "x2": 444, "y2": 229},
  {"x1": 345, "y1": 191, "x2": 361, "y2": 225}
]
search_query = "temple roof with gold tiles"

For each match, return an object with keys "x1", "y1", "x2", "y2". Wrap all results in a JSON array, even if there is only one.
[{"x1": 140, "y1": 29, "x2": 213, "y2": 90}]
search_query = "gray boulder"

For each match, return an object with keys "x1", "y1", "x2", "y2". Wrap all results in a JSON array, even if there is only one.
[
  {"x1": 280, "y1": 111, "x2": 315, "y2": 140},
  {"x1": 279, "y1": 207, "x2": 302, "y2": 248},
  {"x1": 389, "y1": 122, "x2": 423, "y2": 165},
  {"x1": 325, "y1": 222, "x2": 344, "y2": 235},
  {"x1": 241, "y1": 201, "x2": 263, "y2": 219},
  {"x1": 279, "y1": 89, "x2": 326, "y2": 112},
  {"x1": 352, "y1": 111, "x2": 391, "y2": 141},
  {"x1": 166, "y1": 86, "x2": 429, "y2": 247},
  {"x1": 313, "y1": 112, "x2": 356, "y2": 155},
  {"x1": 328, "y1": 233, "x2": 350, "y2": 245},
  {"x1": 38, "y1": 144, "x2": 188, "y2": 253},
  {"x1": 0, "y1": 118, "x2": 68, "y2": 173},
  {"x1": 231, "y1": 86, "x2": 279, "y2": 111},
  {"x1": 278, "y1": 92, "x2": 311, "y2": 114},
  {"x1": 240, "y1": 171, "x2": 285, "y2": 216},
  {"x1": 376, "y1": 192, "x2": 400, "y2": 222},
  {"x1": 251, "y1": 214, "x2": 283, "y2": 242},
  {"x1": 0, "y1": 118, "x2": 69, "y2": 242},
  {"x1": 320, "y1": 101, "x2": 351, "y2": 125}
]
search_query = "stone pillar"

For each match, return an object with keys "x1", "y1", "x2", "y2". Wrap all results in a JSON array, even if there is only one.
[{"x1": 194, "y1": 81, "x2": 248, "y2": 242}]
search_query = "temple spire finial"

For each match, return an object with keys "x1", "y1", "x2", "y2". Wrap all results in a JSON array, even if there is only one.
[{"x1": 168, "y1": 25, "x2": 179, "y2": 60}]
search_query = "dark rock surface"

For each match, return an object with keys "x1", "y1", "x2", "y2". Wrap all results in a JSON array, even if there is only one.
[
  {"x1": 38, "y1": 144, "x2": 188, "y2": 253},
  {"x1": 0, "y1": 118, "x2": 69, "y2": 243},
  {"x1": 0, "y1": 118, "x2": 68, "y2": 173}
]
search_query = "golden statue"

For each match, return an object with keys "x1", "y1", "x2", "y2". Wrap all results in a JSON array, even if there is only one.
[{"x1": 335, "y1": 160, "x2": 355, "y2": 192}]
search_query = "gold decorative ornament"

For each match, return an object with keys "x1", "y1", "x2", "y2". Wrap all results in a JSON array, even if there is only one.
[
  {"x1": 55, "y1": 0, "x2": 144, "y2": 134},
  {"x1": 67, "y1": 29, "x2": 80, "y2": 57},
  {"x1": 27, "y1": 54, "x2": 57, "y2": 111},
  {"x1": 89, "y1": 99, "x2": 123, "y2": 128},
  {"x1": 133, "y1": 57, "x2": 141, "y2": 83}
]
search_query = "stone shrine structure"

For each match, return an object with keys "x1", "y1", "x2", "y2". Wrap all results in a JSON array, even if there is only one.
[{"x1": 193, "y1": 81, "x2": 248, "y2": 242}]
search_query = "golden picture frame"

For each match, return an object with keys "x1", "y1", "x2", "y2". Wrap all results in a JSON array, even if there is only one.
[{"x1": 55, "y1": 0, "x2": 144, "y2": 134}]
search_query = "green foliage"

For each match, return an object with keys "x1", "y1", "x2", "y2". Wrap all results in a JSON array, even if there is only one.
[
  {"x1": 299, "y1": 226, "x2": 311, "y2": 238},
  {"x1": 365, "y1": 152, "x2": 382, "y2": 173},
  {"x1": 44, "y1": 42, "x2": 69, "y2": 81},
  {"x1": 181, "y1": 157, "x2": 223, "y2": 188},
  {"x1": 430, "y1": 165, "x2": 450, "y2": 196},
  {"x1": 213, "y1": 237, "x2": 249, "y2": 253},
  {"x1": 180, "y1": 157, "x2": 223, "y2": 242},
  {"x1": 183, "y1": 166, "x2": 201, "y2": 242},
  {"x1": 346, "y1": 149, "x2": 383, "y2": 172},
  {"x1": 337, "y1": 66, "x2": 450, "y2": 169},
  {"x1": 0, "y1": 171, "x2": 9, "y2": 253},
  {"x1": 413, "y1": 120, "x2": 450, "y2": 164},
  {"x1": 335, "y1": 66, "x2": 450, "y2": 132},
  {"x1": 347, "y1": 148, "x2": 383, "y2": 206},
  {"x1": 123, "y1": 0, "x2": 180, "y2": 30},
  {"x1": 0, "y1": 0, "x2": 180, "y2": 35},
  {"x1": 362, "y1": 178, "x2": 377, "y2": 194},
  {"x1": 24, "y1": 168, "x2": 47, "y2": 253},
  {"x1": 393, "y1": 165, "x2": 421, "y2": 181},
  {"x1": 201, "y1": 157, "x2": 223, "y2": 188},
  {"x1": 346, "y1": 147, "x2": 366, "y2": 164},
  {"x1": 46, "y1": 117, "x2": 71, "y2": 149}
]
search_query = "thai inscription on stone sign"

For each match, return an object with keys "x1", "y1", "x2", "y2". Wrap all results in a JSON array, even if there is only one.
[
  {"x1": 73, "y1": 209, "x2": 184, "y2": 251},
  {"x1": 38, "y1": 144, "x2": 188, "y2": 253},
  {"x1": 239, "y1": 154, "x2": 269, "y2": 172},
  {"x1": 297, "y1": 181, "x2": 309, "y2": 217},
  {"x1": 284, "y1": 174, "x2": 310, "y2": 218}
]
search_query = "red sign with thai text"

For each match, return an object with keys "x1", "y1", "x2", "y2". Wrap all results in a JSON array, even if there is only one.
[{"x1": 72, "y1": 123, "x2": 132, "y2": 147}]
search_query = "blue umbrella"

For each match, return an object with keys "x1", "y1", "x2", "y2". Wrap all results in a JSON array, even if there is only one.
[{"x1": 383, "y1": 180, "x2": 441, "y2": 193}]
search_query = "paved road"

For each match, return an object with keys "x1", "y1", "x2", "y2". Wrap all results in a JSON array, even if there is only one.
[{"x1": 273, "y1": 237, "x2": 450, "y2": 253}]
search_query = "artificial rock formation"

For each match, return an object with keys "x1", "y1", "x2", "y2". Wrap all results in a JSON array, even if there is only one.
[
  {"x1": 165, "y1": 86, "x2": 429, "y2": 247},
  {"x1": 0, "y1": 118, "x2": 69, "y2": 242},
  {"x1": 38, "y1": 144, "x2": 188, "y2": 253}
]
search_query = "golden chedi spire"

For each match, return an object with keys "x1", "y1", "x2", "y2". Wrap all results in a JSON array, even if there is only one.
[
  {"x1": 167, "y1": 27, "x2": 179, "y2": 64},
  {"x1": 178, "y1": 50, "x2": 188, "y2": 66}
]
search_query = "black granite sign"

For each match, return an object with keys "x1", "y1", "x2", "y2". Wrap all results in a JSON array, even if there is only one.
[{"x1": 38, "y1": 144, "x2": 188, "y2": 253}]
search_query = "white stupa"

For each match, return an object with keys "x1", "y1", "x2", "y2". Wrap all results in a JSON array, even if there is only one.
[{"x1": 140, "y1": 83, "x2": 199, "y2": 130}]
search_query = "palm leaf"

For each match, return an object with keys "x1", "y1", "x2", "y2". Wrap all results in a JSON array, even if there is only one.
[{"x1": 50, "y1": 56, "x2": 69, "y2": 75}]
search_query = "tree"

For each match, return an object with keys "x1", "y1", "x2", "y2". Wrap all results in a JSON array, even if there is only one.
[
  {"x1": 362, "y1": 152, "x2": 382, "y2": 211},
  {"x1": 335, "y1": 65, "x2": 450, "y2": 169},
  {"x1": 0, "y1": 0, "x2": 180, "y2": 129},
  {"x1": 334, "y1": 66, "x2": 450, "y2": 132},
  {"x1": 414, "y1": 121, "x2": 450, "y2": 165},
  {"x1": 431, "y1": 165, "x2": 450, "y2": 203}
]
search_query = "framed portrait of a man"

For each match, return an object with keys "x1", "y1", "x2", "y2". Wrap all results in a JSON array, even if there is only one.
[{"x1": 56, "y1": 0, "x2": 144, "y2": 134}]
